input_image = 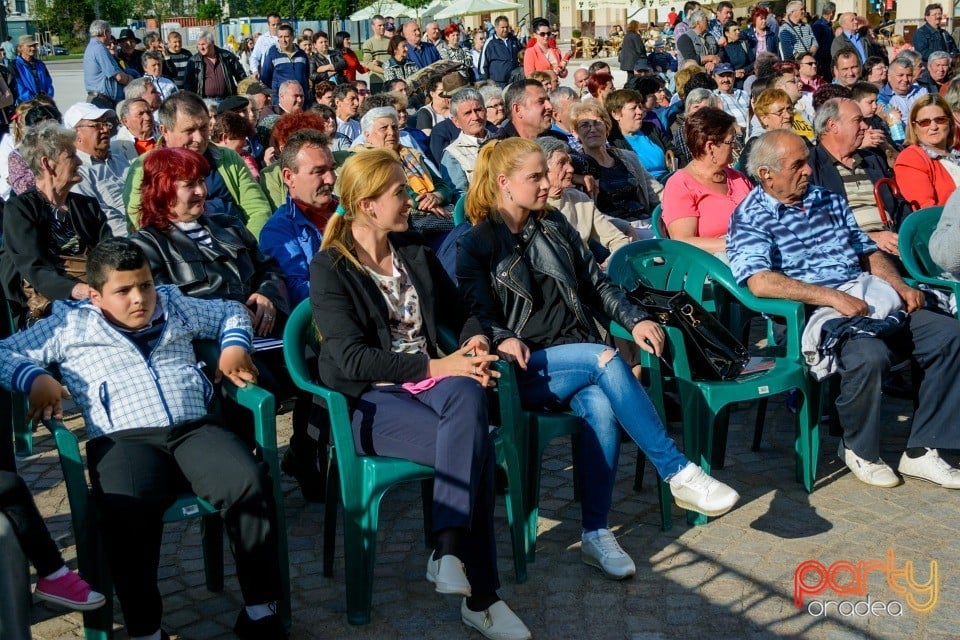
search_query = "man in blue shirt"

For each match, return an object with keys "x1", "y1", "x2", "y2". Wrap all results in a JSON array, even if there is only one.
[
  {"x1": 83, "y1": 19, "x2": 133, "y2": 109},
  {"x1": 402, "y1": 20, "x2": 440, "y2": 69},
  {"x1": 727, "y1": 130, "x2": 960, "y2": 490},
  {"x1": 9, "y1": 35, "x2": 54, "y2": 103}
]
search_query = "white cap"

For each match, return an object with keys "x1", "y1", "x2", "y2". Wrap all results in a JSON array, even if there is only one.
[{"x1": 63, "y1": 103, "x2": 115, "y2": 129}]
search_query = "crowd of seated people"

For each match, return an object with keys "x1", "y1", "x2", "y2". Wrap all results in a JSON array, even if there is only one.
[{"x1": 7, "y1": 7, "x2": 960, "y2": 640}]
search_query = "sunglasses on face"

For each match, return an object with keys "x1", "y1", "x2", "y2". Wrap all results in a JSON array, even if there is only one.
[
  {"x1": 537, "y1": 31, "x2": 550, "y2": 36},
  {"x1": 914, "y1": 116, "x2": 950, "y2": 127}
]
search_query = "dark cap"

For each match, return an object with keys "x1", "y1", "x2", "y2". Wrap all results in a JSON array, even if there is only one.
[
  {"x1": 245, "y1": 81, "x2": 274, "y2": 96},
  {"x1": 218, "y1": 95, "x2": 250, "y2": 113},
  {"x1": 633, "y1": 59, "x2": 652, "y2": 72}
]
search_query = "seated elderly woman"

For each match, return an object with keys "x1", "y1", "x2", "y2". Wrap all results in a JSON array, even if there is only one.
[
  {"x1": 0, "y1": 121, "x2": 110, "y2": 326},
  {"x1": 739, "y1": 88, "x2": 797, "y2": 176},
  {"x1": 359, "y1": 106, "x2": 455, "y2": 236},
  {"x1": 894, "y1": 94, "x2": 960, "y2": 209},
  {"x1": 660, "y1": 108, "x2": 753, "y2": 256},
  {"x1": 537, "y1": 136, "x2": 634, "y2": 264},
  {"x1": 605, "y1": 88, "x2": 673, "y2": 181},
  {"x1": 570, "y1": 98, "x2": 662, "y2": 229},
  {"x1": 671, "y1": 88, "x2": 721, "y2": 167}
]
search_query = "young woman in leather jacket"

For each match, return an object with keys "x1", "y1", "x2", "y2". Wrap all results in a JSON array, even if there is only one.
[{"x1": 455, "y1": 138, "x2": 740, "y2": 579}]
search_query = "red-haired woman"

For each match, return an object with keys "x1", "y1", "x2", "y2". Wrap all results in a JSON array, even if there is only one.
[
  {"x1": 743, "y1": 6, "x2": 778, "y2": 58},
  {"x1": 130, "y1": 147, "x2": 288, "y2": 338},
  {"x1": 586, "y1": 72, "x2": 615, "y2": 102},
  {"x1": 439, "y1": 23, "x2": 475, "y2": 82}
]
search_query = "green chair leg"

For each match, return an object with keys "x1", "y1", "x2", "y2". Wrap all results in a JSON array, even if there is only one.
[
  {"x1": 342, "y1": 509, "x2": 379, "y2": 625},
  {"x1": 13, "y1": 397, "x2": 31, "y2": 457},
  {"x1": 200, "y1": 515, "x2": 224, "y2": 592},
  {"x1": 657, "y1": 474, "x2": 672, "y2": 531},
  {"x1": 494, "y1": 434, "x2": 528, "y2": 583}
]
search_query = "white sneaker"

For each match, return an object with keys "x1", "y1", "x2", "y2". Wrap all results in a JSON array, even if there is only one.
[
  {"x1": 839, "y1": 443, "x2": 900, "y2": 488},
  {"x1": 580, "y1": 529, "x2": 636, "y2": 580},
  {"x1": 668, "y1": 462, "x2": 739, "y2": 517},
  {"x1": 898, "y1": 449, "x2": 960, "y2": 489},
  {"x1": 460, "y1": 599, "x2": 531, "y2": 640},
  {"x1": 426, "y1": 554, "x2": 472, "y2": 596}
]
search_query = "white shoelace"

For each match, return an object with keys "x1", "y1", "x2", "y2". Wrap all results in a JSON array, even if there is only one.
[{"x1": 592, "y1": 530, "x2": 627, "y2": 558}]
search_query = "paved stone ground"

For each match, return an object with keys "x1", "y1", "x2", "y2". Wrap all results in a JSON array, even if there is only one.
[{"x1": 18, "y1": 385, "x2": 958, "y2": 640}]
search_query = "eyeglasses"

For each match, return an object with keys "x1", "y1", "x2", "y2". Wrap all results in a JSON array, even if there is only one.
[
  {"x1": 577, "y1": 119, "x2": 606, "y2": 131},
  {"x1": 716, "y1": 138, "x2": 742, "y2": 149},
  {"x1": 357, "y1": 89, "x2": 370, "y2": 96},
  {"x1": 766, "y1": 107, "x2": 795, "y2": 118},
  {"x1": 536, "y1": 31, "x2": 551, "y2": 36},
  {"x1": 914, "y1": 116, "x2": 950, "y2": 127},
  {"x1": 487, "y1": 103, "x2": 504, "y2": 110},
  {"x1": 76, "y1": 121, "x2": 112, "y2": 131}
]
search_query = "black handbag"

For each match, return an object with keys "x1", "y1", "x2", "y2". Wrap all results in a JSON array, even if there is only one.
[{"x1": 626, "y1": 283, "x2": 749, "y2": 381}]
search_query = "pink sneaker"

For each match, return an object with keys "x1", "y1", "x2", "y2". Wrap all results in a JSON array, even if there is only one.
[{"x1": 35, "y1": 571, "x2": 106, "y2": 611}]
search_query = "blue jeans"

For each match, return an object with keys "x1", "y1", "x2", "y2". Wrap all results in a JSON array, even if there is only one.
[{"x1": 518, "y1": 343, "x2": 689, "y2": 532}]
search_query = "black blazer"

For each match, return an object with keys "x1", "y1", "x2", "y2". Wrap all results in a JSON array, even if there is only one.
[
  {"x1": 309, "y1": 232, "x2": 483, "y2": 405},
  {"x1": 0, "y1": 189, "x2": 110, "y2": 308}
]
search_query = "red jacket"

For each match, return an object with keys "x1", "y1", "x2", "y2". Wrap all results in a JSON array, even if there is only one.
[
  {"x1": 524, "y1": 44, "x2": 566, "y2": 76},
  {"x1": 893, "y1": 144, "x2": 958, "y2": 209}
]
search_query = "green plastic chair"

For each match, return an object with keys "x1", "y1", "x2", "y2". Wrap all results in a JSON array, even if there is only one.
[
  {"x1": 44, "y1": 341, "x2": 290, "y2": 640},
  {"x1": 650, "y1": 204, "x2": 666, "y2": 239},
  {"x1": 607, "y1": 239, "x2": 818, "y2": 525},
  {"x1": 1, "y1": 296, "x2": 31, "y2": 457},
  {"x1": 898, "y1": 206, "x2": 960, "y2": 320},
  {"x1": 452, "y1": 193, "x2": 467, "y2": 226},
  {"x1": 283, "y1": 300, "x2": 527, "y2": 626}
]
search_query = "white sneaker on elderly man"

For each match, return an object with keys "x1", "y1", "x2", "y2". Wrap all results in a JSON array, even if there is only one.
[
  {"x1": 898, "y1": 448, "x2": 960, "y2": 489},
  {"x1": 581, "y1": 528, "x2": 636, "y2": 580},
  {"x1": 839, "y1": 442, "x2": 901, "y2": 488},
  {"x1": 668, "y1": 462, "x2": 740, "y2": 517}
]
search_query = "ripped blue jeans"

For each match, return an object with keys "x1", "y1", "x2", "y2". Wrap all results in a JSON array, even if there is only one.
[{"x1": 518, "y1": 343, "x2": 689, "y2": 532}]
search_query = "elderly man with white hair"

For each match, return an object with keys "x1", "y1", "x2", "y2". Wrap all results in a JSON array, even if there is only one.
[
  {"x1": 918, "y1": 50, "x2": 952, "y2": 95},
  {"x1": 83, "y1": 19, "x2": 133, "y2": 109},
  {"x1": 675, "y1": 10, "x2": 720, "y2": 71},
  {"x1": 111, "y1": 97, "x2": 157, "y2": 163},
  {"x1": 183, "y1": 31, "x2": 248, "y2": 99},
  {"x1": 728, "y1": 129, "x2": 960, "y2": 491},
  {"x1": 778, "y1": 0, "x2": 818, "y2": 59},
  {"x1": 440, "y1": 88, "x2": 491, "y2": 196}
]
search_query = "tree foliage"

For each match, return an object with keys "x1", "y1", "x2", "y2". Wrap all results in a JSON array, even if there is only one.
[{"x1": 196, "y1": 0, "x2": 222, "y2": 20}]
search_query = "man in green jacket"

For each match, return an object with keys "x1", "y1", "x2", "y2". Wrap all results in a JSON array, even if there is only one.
[{"x1": 124, "y1": 92, "x2": 272, "y2": 237}]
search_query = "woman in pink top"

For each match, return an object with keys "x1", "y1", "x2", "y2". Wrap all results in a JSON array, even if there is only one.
[
  {"x1": 524, "y1": 17, "x2": 569, "y2": 78},
  {"x1": 660, "y1": 108, "x2": 753, "y2": 255}
]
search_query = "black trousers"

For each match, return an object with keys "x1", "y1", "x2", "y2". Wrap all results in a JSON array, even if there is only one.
[
  {"x1": 0, "y1": 470, "x2": 63, "y2": 577},
  {"x1": 86, "y1": 420, "x2": 281, "y2": 636},
  {"x1": 351, "y1": 377, "x2": 500, "y2": 594},
  {"x1": 837, "y1": 309, "x2": 960, "y2": 460}
]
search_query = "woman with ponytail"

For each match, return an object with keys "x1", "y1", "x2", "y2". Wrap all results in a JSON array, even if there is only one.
[
  {"x1": 456, "y1": 138, "x2": 740, "y2": 580},
  {"x1": 309, "y1": 148, "x2": 531, "y2": 640}
]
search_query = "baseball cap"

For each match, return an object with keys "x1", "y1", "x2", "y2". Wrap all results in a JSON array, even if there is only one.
[
  {"x1": 633, "y1": 59, "x2": 652, "y2": 72},
  {"x1": 713, "y1": 63, "x2": 735, "y2": 75},
  {"x1": 17, "y1": 35, "x2": 37, "y2": 47},
  {"x1": 63, "y1": 102, "x2": 115, "y2": 129},
  {"x1": 245, "y1": 81, "x2": 274, "y2": 96}
]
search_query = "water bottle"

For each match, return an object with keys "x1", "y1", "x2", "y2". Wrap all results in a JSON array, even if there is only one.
[{"x1": 885, "y1": 105, "x2": 905, "y2": 144}]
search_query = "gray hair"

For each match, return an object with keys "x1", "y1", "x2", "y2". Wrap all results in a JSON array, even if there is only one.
[
  {"x1": 928, "y1": 50, "x2": 952, "y2": 65},
  {"x1": 813, "y1": 98, "x2": 844, "y2": 138},
  {"x1": 478, "y1": 84, "x2": 504, "y2": 106},
  {"x1": 746, "y1": 130, "x2": 797, "y2": 181},
  {"x1": 549, "y1": 86, "x2": 578, "y2": 105},
  {"x1": 141, "y1": 50, "x2": 163, "y2": 68},
  {"x1": 117, "y1": 97, "x2": 149, "y2": 121},
  {"x1": 889, "y1": 56, "x2": 915, "y2": 72},
  {"x1": 688, "y1": 9, "x2": 707, "y2": 25},
  {"x1": 450, "y1": 88, "x2": 484, "y2": 117},
  {"x1": 157, "y1": 92, "x2": 208, "y2": 130},
  {"x1": 785, "y1": 1, "x2": 804, "y2": 13},
  {"x1": 196, "y1": 30, "x2": 215, "y2": 44},
  {"x1": 279, "y1": 79, "x2": 302, "y2": 95},
  {"x1": 535, "y1": 136, "x2": 570, "y2": 162},
  {"x1": 685, "y1": 88, "x2": 719, "y2": 110},
  {"x1": 89, "y1": 19, "x2": 110, "y2": 38},
  {"x1": 124, "y1": 76, "x2": 155, "y2": 100},
  {"x1": 822, "y1": 1, "x2": 836, "y2": 15},
  {"x1": 360, "y1": 106, "x2": 398, "y2": 134},
  {"x1": 20, "y1": 121, "x2": 76, "y2": 176}
]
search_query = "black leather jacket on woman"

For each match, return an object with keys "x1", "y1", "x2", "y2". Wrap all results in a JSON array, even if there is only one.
[
  {"x1": 456, "y1": 208, "x2": 649, "y2": 347},
  {"x1": 132, "y1": 212, "x2": 289, "y2": 318}
]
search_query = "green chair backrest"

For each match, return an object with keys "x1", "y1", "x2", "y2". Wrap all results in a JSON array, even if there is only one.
[
  {"x1": 650, "y1": 204, "x2": 666, "y2": 239},
  {"x1": 899, "y1": 206, "x2": 946, "y2": 280},
  {"x1": 452, "y1": 194, "x2": 467, "y2": 226}
]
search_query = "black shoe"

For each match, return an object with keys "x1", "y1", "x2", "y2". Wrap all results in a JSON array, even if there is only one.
[
  {"x1": 281, "y1": 448, "x2": 326, "y2": 503},
  {"x1": 234, "y1": 608, "x2": 287, "y2": 640}
]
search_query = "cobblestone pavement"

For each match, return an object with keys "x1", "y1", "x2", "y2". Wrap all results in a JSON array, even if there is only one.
[{"x1": 18, "y1": 387, "x2": 958, "y2": 640}]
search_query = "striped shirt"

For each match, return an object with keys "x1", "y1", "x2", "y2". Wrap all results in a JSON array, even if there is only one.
[
  {"x1": 727, "y1": 184, "x2": 877, "y2": 289},
  {"x1": 176, "y1": 220, "x2": 213, "y2": 246},
  {"x1": 714, "y1": 89, "x2": 750, "y2": 129}
]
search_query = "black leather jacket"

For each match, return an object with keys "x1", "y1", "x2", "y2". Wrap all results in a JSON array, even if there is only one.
[
  {"x1": 456, "y1": 208, "x2": 649, "y2": 346},
  {"x1": 131, "y1": 213, "x2": 289, "y2": 317}
]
